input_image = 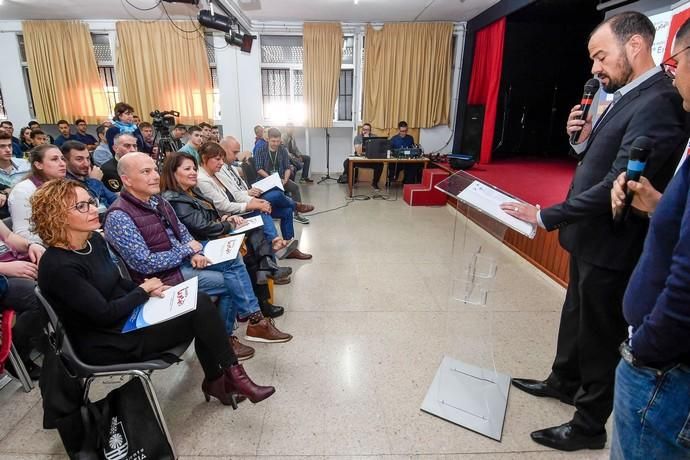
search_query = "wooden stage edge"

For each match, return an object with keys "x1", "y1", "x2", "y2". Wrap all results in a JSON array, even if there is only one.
[{"x1": 432, "y1": 162, "x2": 570, "y2": 288}]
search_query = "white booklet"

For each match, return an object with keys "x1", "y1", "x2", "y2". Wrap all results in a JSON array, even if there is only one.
[
  {"x1": 253, "y1": 172, "x2": 284, "y2": 193},
  {"x1": 457, "y1": 180, "x2": 537, "y2": 239},
  {"x1": 122, "y1": 277, "x2": 198, "y2": 333},
  {"x1": 229, "y1": 215, "x2": 264, "y2": 235},
  {"x1": 203, "y1": 234, "x2": 244, "y2": 265}
]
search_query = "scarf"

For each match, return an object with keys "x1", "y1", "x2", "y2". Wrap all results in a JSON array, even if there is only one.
[{"x1": 113, "y1": 120, "x2": 137, "y2": 134}]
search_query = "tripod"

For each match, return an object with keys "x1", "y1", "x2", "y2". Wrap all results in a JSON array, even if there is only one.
[
  {"x1": 318, "y1": 127, "x2": 337, "y2": 184},
  {"x1": 153, "y1": 130, "x2": 177, "y2": 172}
]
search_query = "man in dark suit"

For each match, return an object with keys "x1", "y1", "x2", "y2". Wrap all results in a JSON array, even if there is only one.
[{"x1": 501, "y1": 11, "x2": 689, "y2": 451}]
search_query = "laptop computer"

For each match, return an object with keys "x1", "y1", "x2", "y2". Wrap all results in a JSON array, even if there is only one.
[{"x1": 363, "y1": 137, "x2": 389, "y2": 159}]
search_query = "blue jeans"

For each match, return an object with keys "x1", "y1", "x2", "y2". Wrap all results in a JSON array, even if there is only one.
[
  {"x1": 262, "y1": 188, "x2": 296, "y2": 240},
  {"x1": 180, "y1": 256, "x2": 260, "y2": 335},
  {"x1": 244, "y1": 211, "x2": 278, "y2": 242},
  {"x1": 611, "y1": 359, "x2": 690, "y2": 459}
]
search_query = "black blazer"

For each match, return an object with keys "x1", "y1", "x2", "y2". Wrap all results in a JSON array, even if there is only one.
[
  {"x1": 162, "y1": 188, "x2": 232, "y2": 241},
  {"x1": 541, "y1": 71, "x2": 690, "y2": 271}
]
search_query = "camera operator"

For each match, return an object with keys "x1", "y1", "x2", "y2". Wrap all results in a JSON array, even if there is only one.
[{"x1": 171, "y1": 124, "x2": 186, "y2": 151}]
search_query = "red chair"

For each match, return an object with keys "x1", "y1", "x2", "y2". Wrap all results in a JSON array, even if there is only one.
[{"x1": 0, "y1": 309, "x2": 34, "y2": 392}]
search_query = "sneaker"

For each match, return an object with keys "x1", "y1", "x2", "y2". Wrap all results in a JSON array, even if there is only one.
[
  {"x1": 300, "y1": 177, "x2": 314, "y2": 183},
  {"x1": 230, "y1": 336, "x2": 255, "y2": 361},
  {"x1": 245, "y1": 318, "x2": 293, "y2": 343},
  {"x1": 294, "y1": 214, "x2": 310, "y2": 224}
]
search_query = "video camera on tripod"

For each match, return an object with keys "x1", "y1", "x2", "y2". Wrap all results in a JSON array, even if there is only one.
[{"x1": 149, "y1": 109, "x2": 180, "y2": 170}]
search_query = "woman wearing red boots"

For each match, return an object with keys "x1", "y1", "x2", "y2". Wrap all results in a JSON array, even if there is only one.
[{"x1": 32, "y1": 179, "x2": 273, "y2": 407}]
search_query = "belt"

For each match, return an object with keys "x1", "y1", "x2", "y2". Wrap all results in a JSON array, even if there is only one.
[{"x1": 619, "y1": 341, "x2": 688, "y2": 373}]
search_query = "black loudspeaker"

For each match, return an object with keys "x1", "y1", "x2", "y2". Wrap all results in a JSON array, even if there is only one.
[
  {"x1": 448, "y1": 154, "x2": 476, "y2": 170},
  {"x1": 461, "y1": 104, "x2": 484, "y2": 160}
]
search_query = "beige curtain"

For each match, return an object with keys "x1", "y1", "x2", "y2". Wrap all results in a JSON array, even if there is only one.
[
  {"x1": 115, "y1": 21, "x2": 213, "y2": 124},
  {"x1": 22, "y1": 21, "x2": 110, "y2": 124},
  {"x1": 303, "y1": 23, "x2": 342, "y2": 128},
  {"x1": 363, "y1": 22, "x2": 453, "y2": 131}
]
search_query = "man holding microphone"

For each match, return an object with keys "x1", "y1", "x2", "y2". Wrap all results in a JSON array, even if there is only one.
[{"x1": 502, "y1": 11, "x2": 688, "y2": 451}]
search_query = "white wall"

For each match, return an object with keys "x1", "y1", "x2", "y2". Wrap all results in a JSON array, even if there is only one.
[{"x1": 0, "y1": 22, "x2": 32, "y2": 125}]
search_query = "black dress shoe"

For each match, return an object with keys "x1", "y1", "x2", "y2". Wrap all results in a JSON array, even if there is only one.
[
  {"x1": 259, "y1": 301, "x2": 284, "y2": 318},
  {"x1": 511, "y1": 378, "x2": 575, "y2": 405},
  {"x1": 531, "y1": 422, "x2": 606, "y2": 451}
]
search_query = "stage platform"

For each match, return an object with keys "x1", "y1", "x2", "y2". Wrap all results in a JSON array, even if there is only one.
[{"x1": 433, "y1": 156, "x2": 577, "y2": 287}]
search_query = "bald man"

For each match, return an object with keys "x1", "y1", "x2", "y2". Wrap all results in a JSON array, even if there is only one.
[
  {"x1": 217, "y1": 136, "x2": 312, "y2": 260},
  {"x1": 105, "y1": 153, "x2": 292, "y2": 359}
]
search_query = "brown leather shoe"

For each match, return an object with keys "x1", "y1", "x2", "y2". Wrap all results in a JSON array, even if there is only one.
[
  {"x1": 230, "y1": 336, "x2": 255, "y2": 361},
  {"x1": 286, "y1": 248, "x2": 312, "y2": 260},
  {"x1": 295, "y1": 202, "x2": 315, "y2": 213},
  {"x1": 245, "y1": 318, "x2": 293, "y2": 343}
]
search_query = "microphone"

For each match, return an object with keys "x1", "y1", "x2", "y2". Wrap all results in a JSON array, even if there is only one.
[
  {"x1": 570, "y1": 78, "x2": 600, "y2": 144},
  {"x1": 614, "y1": 136, "x2": 654, "y2": 225}
]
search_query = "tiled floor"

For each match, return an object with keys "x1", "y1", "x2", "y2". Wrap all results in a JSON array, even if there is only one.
[{"x1": 0, "y1": 180, "x2": 609, "y2": 459}]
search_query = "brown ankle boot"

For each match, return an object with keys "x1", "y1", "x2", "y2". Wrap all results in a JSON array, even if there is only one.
[
  {"x1": 224, "y1": 364, "x2": 275, "y2": 403},
  {"x1": 202, "y1": 375, "x2": 238, "y2": 409}
]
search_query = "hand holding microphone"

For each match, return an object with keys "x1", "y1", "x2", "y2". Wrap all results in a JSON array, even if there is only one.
[
  {"x1": 567, "y1": 78, "x2": 600, "y2": 144},
  {"x1": 612, "y1": 136, "x2": 655, "y2": 224}
]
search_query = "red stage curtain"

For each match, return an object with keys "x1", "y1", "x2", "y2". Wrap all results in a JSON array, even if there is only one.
[{"x1": 467, "y1": 18, "x2": 506, "y2": 164}]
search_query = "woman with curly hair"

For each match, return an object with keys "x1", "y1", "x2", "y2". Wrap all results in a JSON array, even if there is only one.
[{"x1": 33, "y1": 179, "x2": 275, "y2": 407}]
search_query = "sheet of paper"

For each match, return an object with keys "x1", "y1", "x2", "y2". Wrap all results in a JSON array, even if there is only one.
[
  {"x1": 229, "y1": 215, "x2": 264, "y2": 235},
  {"x1": 122, "y1": 277, "x2": 198, "y2": 333},
  {"x1": 254, "y1": 172, "x2": 284, "y2": 193},
  {"x1": 457, "y1": 180, "x2": 537, "y2": 239},
  {"x1": 203, "y1": 234, "x2": 244, "y2": 265}
]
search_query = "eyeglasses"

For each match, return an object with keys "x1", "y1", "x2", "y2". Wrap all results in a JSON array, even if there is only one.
[
  {"x1": 69, "y1": 198, "x2": 99, "y2": 213},
  {"x1": 662, "y1": 45, "x2": 690, "y2": 79}
]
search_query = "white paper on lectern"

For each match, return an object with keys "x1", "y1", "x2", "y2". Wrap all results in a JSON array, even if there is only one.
[
  {"x1": 457, "y1": 180, "x2": 537, "y2": 238},
  {"x1": 203, "y1": 234, "x2": 244, "y2": 265},
  {"x1": 254, "y1": 173, "x2": 284, "y2": 193},
  {"x1": 122, "y1": 277, "x2": 198, "y2": 332},
  {"x1": 229, "y1": 215, "x2": 264, "y2": 235}
]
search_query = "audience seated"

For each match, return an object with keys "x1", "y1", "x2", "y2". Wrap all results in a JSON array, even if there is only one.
[
  {"x1": 29, "y1": 129, "x2": 48, "y2": 149},
  {"x1": 338, "y1": 122, "x2": 383, "y2": 190},
  {"x1": 195, "y1": 141, "x2": 296, "y2": 258},
  {"x1": 53, "y1": 120, "x2": 74, "y2": 148},
  {"x1": 199, "y1": 122, "x2": 213, "y2": 142},
  {"x1": 211, "y1": 125, "x2": 221, "y2": 142},
  {"x1": 105, "y1": 102, "x2": 144, "y2": 155},
  {"x1": 179, "y1": 125, "x2": 204, "y2": 163},
  {"x1": 0, "y1": 133, "x2": 30, "y2": 220},
  {"x1": 0, "y1": 121, "x2": 23, "y2": 158},
  {"x1": 101, "y1": 132, "x2": 138, "y2": 193},
  {"x1": 171, "y1": 124, "x2": 187, "y2": 151},
  {"x1": 282, "y1": 123, "x2": 313, "y2": 183},
  {"x1": 19, "y1": 127, "x2": 33, "y2": 153},
  {"x1": 92, "y1": 124, "x2": 112, "y2": 167},
  {"x1": 9, "y1": 144, "x2": 66, "y2": 243},
  {"x1": 216, "y1": 137, "x2": 312, "y2": 260},
  {"x1": 72, "y1": 119, "x2": 97, "y2": 151},
  {"x1": 252, "y1": 125, "x2": 267, "y2": 155},
  {"x1": 103, "y1": 153, "x2": 292, "y2": 361},
  {"x1": 27, "y1": 121, "x2": 54, "y2": 144},
  {"x1": 0, "y1": 218, "x2": 45, "y2": 380},
  {"x1": 159, "y1": 152, "x2": 289, "y2": 317},
  {"x1": 255, "y1": 127, "x2": 313, "y2": 224},
  {"x1": 33, "y1": 179, "x2": 274, "y2": 407},
  {"x1": 138, "y1": 121, "x2": 157, "y2": 158},
  {"x1": 62, "y1": 140, "x2": 116, "y2": 211}
]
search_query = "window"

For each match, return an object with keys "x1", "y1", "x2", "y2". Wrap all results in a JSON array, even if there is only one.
[
  {"x1": 17, "y1": 35, "x2": 36, "y2": 118},
  {"x1": 260, "y1": 35, "x2": 354, "y2": 123},
  {"x1": 91, "y1": 33, "x2": 119, "y2": 116}
]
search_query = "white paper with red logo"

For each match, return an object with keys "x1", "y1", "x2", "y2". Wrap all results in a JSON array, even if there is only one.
[
  {"x1": 122, "y1": 277, "x2": 198, "y2": 332},
  {"x1": 203, "y1": 234, "x2": 244, "y2": 265}
]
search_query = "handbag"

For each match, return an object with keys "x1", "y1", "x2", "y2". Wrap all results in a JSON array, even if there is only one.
[{"x1": 82, "y1": 378, "x2": 174, "y2": 460}]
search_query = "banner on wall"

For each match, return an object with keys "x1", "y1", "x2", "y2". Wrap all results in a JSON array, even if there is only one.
[{"x1": 661, "y1": 1, "x2": 690, "y2": 61}]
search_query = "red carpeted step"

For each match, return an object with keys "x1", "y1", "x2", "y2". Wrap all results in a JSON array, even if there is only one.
[{"x1": 403, "y1": 169, "x2": 449, "y2": 206}]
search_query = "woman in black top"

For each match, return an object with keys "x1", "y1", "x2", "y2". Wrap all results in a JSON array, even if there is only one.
[
  {"x1": 160, "y1": 152, "x2": 289, "y2": 317},
  {"x1": 33, "y1": 179, "x2": 274, "y2": 407}
]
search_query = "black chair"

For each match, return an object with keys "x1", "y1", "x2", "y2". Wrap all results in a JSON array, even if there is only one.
[{"x1": 35, "y1": 287, "x2": 191, "y2": 459}]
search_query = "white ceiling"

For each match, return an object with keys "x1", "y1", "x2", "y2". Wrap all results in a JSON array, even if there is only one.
[{"x1": 0, "y1": 0, "x2": 499, "y2": 24}]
